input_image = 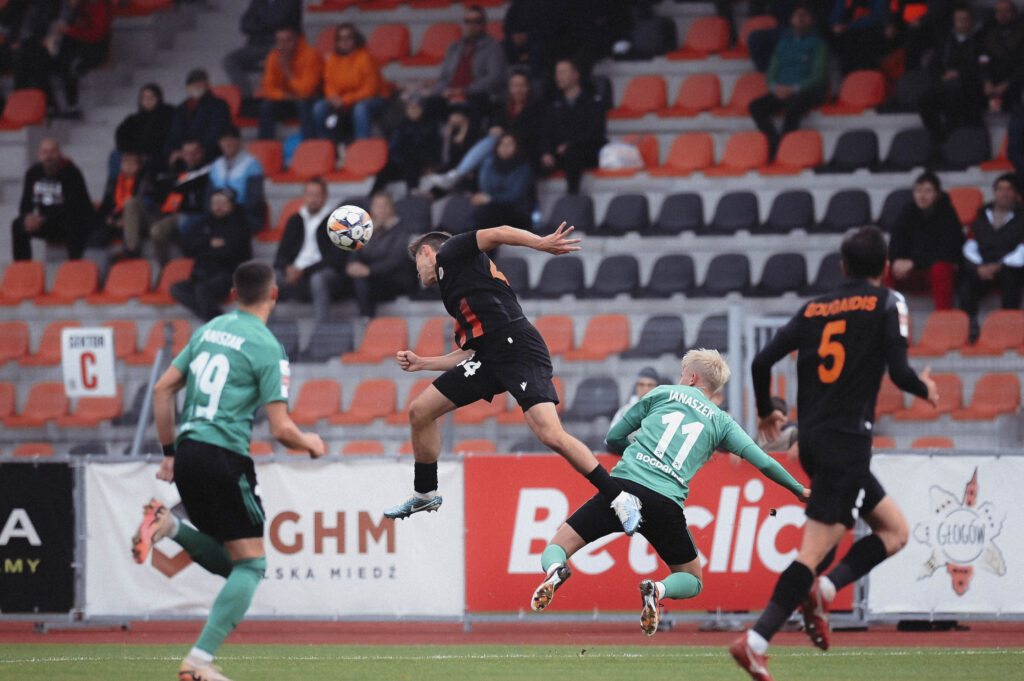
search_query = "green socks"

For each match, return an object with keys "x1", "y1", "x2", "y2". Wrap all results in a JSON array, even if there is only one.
[
  {"x1": 172, "y1": 524, "x2": 233, "y2": 578},
  {"x1": 195, "y1": 556, "x2": 267, "y2": 656},
  {"x1": 661, "y1": 572, "x2": 703, "y2": 600},
  {"x1": 541, "y1": 544, "x2": 568, "y2": 573}
]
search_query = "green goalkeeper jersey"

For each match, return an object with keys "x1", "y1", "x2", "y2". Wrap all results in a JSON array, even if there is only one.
[
  {"x1": 606, "y1": 385, "x2": 804, "y2": 510},
  {"x1": 171, "y1": 310, "x2": 290, "y2": 457}
]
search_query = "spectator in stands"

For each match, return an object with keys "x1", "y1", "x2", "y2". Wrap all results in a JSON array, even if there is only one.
[
  {"x1": 171, "y1": 188, "x2": 253, "y2": 321},
  {"x1": 0, "y1": 1, "x2": 29, "y2": 99},
  {"x1": 114, "y1": 83, "x2": 175, "y2": 172},
  {"x1": 313, "y1": 23, "x2": 389, "y2": 143},
  {"x1": 11, "y1": 137, "x2": 95, "y2": 261},
  {"x1": 42, "y1": 0, "x2": 112, "y2": 118},
  {"x1": 428, "y1": 4, "x2": 507, "y2": 123},
  {"x1": 748, "y1": 3, "x2": 829, "y2": 159},
  {"x1": 960, "y1": 173, "x2": 1024, "y2": 343},
  {"x1": 755, "y1": 395, "x2": 799, "y2": 455},
  {"x1": 164, "y1": 69, "x2": 232, "y2": 164},
  {"x1": 432, "y1": 102, "x2": 480, "y2": 188},
  {"x1": 540, "y1": 58, "x2": 607, "y2": 195},
  {"x1": 888, "y1": 171, "x2": 963, "y2": 310},
  {"x1": 258, "y1": 26, "x2": 322, "y2": 141},
  {"x1": 370, "y1": 96, "x2": 442, "y2": 193},
  {"x1": 208, "y1": 125, "x2": 266, "y2": 234},
  {"x1": 273, "y1": 178, "x2": 347, "y2": 324},
  {"x1": 829, "y1": 0, "x2": 888, "y2": 74},
  {"x1": 345, "y1": 191, "x2": 416, "y2": 319},
  {"x1": 87, "y1": 152, "x2": 153, "y2": 260},
  {"x1": 502, "y1": 0, "x2": 553, "y2": 82},
  {"x1": 149, "y1": 139, "x2": 210, "y2": 265},
  {"x1": 222, "y1": 0, "x2": 302, "y2": 100},
  {"x1": 918, "y1": 5, "x2": 983, "y2": 147},
  {"x1": 611, "y1": 366, "x2": 661, "y2": 424},
  {"x1": 9, "y1": 1, "x2": 59, "y2": 96},
  {"x1": 470, "y1": 133, "x2": 535, "y2": 232},
  {"x1": 978, "y1": 0, "x2": 1024, "y2": 113},
  {"x1": 887, "y1": 0, "x2": 952, "y2": 70}
]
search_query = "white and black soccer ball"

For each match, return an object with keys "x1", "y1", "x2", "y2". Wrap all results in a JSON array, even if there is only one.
[{"x1": 326, "y1": 204, "x2": 373, "y2": 251}]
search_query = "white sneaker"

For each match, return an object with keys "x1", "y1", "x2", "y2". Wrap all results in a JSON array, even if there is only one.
[
  {"x1": 610, "y1": 491, "x2": 642, "y2": 536},
  {"x1": 179, "y1": 655, "x2": 232, "y2": 681},
  {"x1": 530, "y1": 562, "x2": 572, "y2": 612}
]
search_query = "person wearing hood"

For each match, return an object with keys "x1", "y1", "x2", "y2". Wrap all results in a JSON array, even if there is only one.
[{"x1": 470, "y1": 133, "x2": 535, "y2": 232}]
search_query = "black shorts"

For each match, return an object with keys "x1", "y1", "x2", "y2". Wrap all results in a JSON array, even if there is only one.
[
  {"x1": 174, "y1": 438, "x2": 265, "y2": 542},
  {"x1": 799, "y1": 430, "x2": 886, "y2": 528},
  {"x1": 566, "y1": 478, "x2": 699, "y2": 566},
  {"x1": 433, "y1": 319, "x2": 559, "y2": 412}
]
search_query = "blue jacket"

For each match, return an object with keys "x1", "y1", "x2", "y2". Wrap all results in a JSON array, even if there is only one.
[
  {"x1": 767, "y1": 29, "x2": 829, "y2": 91},
  {"x1": 479, "y1": 156, "x2": 534, "y2": 215}
]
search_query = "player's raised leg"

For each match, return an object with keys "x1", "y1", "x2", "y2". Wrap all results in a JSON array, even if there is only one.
[
  {"x1": 132, "y1": 500, "x2": 234, "y2": 578},
  {"x1": 640, "y1": 558, "x2": 703, "y2": 637},
  {"x1": 531, "y1": 523, "x2": 585, "y2": 611}
]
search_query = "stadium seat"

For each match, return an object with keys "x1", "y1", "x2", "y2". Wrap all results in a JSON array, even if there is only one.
[
  {"x1": 760, "y1": 130, "x2": 823, "y2": 175},
  {"x1": 527, "y1": 256, "x2": 584, "y2": 299},
  {"x1": 387, "y1": 377, "x2": 433, "y2": 424},
  {"x1": 812, "y1": 189, "x2": 871, "y2": 233},
  {"x1": 412, "y1": 317, "x2": 453, "y2": 357},
  {"x1": 879, "y1": 67, "x2": 930, "y2": 112},
  {"x1": 0, "y1": 322, "x2": 29, "y2": 365},
  {"x1": 607, "y1": 75, "x2": 667, "y2": 119},
  {"x1": 331, "y1": 378, "x2": 397, "y2": 424},
  {"x1": 909, "y1": 310, "x2": 969, "y2": 356},
  {"x1": 250, "y1": 440, "x2": 274, "y2": 456},
  {"x1": 267, "y1": 319, "x2": 300, "y2": 359},
  {"x1": 877, "y1": 188, "x2": 914, "y2": 232},
  {"x1": 367, "y1": 23, "x2": 410, "y2": 64},
  {"x1": 689, "y1": 314, "x2": 728, "y2": 352},
  {"x1": 494, "y1": 255, "x2": 529, "y2": 294},
  {"x1": 598, "y1": 194, "x2": 649, "y2": 235},
  {"x1": 649, "y1": 132, "x2": 714, "y2": 177},
  {"x1": 705, "y1": 191, "x2": 759, "y2": 235},
  {"x1": 0, "y1": 261, "x2": 45, "y2": 306},
  {"x1": 952, "y1": 373, "x2": 1021, "y2": 419},
  {"x1": 582, "y1": 254, "x2": 640, "y2": 298},
  {"x1": 86, "y1": 259, "x2": 151, "y2": 304},
  {"x1": 948, "y1": 186, "x2": 984, "y2": 225},
  {"x1": 658, "y1": 73, "x2": 721, "y2": 117},
  {"x1": 651, "y1": 193, "x2": 704, "y2": 234},
  {"x1": 801, "y1": 252, "x2": 843, "y2": 295},
  {"x1": 33, "y1": 260, "x2": 99, "y2": 305},
  {"x1": 290, "y1": 379, "x2": 342, "y2": 425},
  {"x1": 5, "y1": 381, "x2": 68, "y2": 427},
  {"x1": 140, "y1": 258, "x2": 195, "y2": 304},
  {"x1": 211, "y1": 84, "x2": 246, "y2": 127},
  {"x1": 563, "y1": 376, "x2": 620, "y2": 421},
  {"x1": 820, "y1": 70, "x2": 886, "y2": 115},
  {"x1": 748, "y1": 252, "x2": 807, "y2": 296},
  {"x1": 57, "y1": 385, "x2": 124, "y2": 427},
  {"x1": 960, "y1": 310, "x2": 1024, "y2": 356},
  {"x1": 692, "y1": 254, "x2": 751, "y2": 297},
  {"x1": 498, "y1": 377, "x2": 564, "y2": 424},
  {"x1": 325, "y1": 138, "x2": 388, "y2": 182},
  {"x1": 876, "y1": 128, "x2": 931, "y2": 172},
  {"x1": 452, "y1": 393, "x2": 507, "y2": 424},
  {"x1": 816, "y1": 129, "x2": 879, "y2": 173},
  {"x1": 20, "y1": 320, "x2": 80, "y2": 366},
  {"x1": 246, "y1": 140, "x2": 284, "y2": 176},
  {"x1": 764, "y1": 189, "x2": 814, "y2": 233},
  {"x1": 0, "y1": 88, "x2": 46, "y2": 130},
  {"x1": 911, "y1": 436, "x2": 954, "y2": 449},
  {"x1": 721, "y1": 15, "x2": 778, "y2": 59},
  {"x1": 666, "y1": 16, "x2": 730, "y2": 59},
  {"x1": 875, "y1": 376, "x2": 904, "y2": 417},
  {"x1": 544, "y1": 194, "x2": 595, "y2": 233},
  {"x1": 0, "y1": 382, "x2": 15, "y2": 420},
  {"x1": 533, "y1": 315, "x2": 574, "y2": 357},
  {"x1": 871, "y1": 436, "x2": 896, "y2": 449},
  {"x1": 712, "y1": 73, "x2": 767, "y2": 116},
  {"x1": 124, "y1": 319, "x2": 191, "y2": 366},
  {"x1": 273, "y1": 140, "x2": 336, "y2": 183},
  {"x1": 980, "y1": 131, "x2": 1013, "y2": 171},
  {"x1": 342, "y1": 317, "x2": 408, "y2": 363},
  {"x1": 564, "y1": 314, "x2": 630, "y2": 361},
  {"x1": 13, "y1": 442, "x2": 55, "y2": 457},
  {"x1": 623, "y1": 15, "x2": 675, "y2": 58},
  {"x1": 940, "y1": 126, "x2": 991, "y2": 170},
  {"x1": 400, "y1": 22, "x2": 461, "y2": 66},
  {"x1": 639, "y1": 253, "x2": 696, "y2": 297},
  {"x1": 620, "y1": 315, "x2": 685, "y2": 358},
  {"x1": 704, "y1": 131, "x2": 769, "y2": 176},
  {"x1": 102, "y1": 320, "x2": 138, "y2": 359},
  {"x1": 438, "y1": 192, "x2": 474, "y2": 234},
  {"x1": 298, "y1": 319, "x2": 355, "y2": 362},
  {"x1": 454, "y1": 438, "x2": 498, "y2": 454},
  {"x1": 342, "y1": 439, "x2": 385, "y2": 455},
  {"x1": 593, "y1": 134, "x2": 658, "y2": 178},
  {"x1": 892, "y1": 373, "x2": 961, "y2": 421}
]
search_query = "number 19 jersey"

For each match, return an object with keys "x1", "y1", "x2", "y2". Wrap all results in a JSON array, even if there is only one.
[{"x1": 171, "y1": 310, "x2": 290, "y2": 457}]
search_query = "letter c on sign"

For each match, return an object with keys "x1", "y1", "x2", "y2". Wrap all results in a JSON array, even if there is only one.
[{"x1": 80, "y1": 351, "x2": 98, "y2": 389}]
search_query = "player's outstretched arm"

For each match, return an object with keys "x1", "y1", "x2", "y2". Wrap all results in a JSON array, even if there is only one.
[
  {"x1": 396, "y1": 347, "x2": 474, "y2": 372},
  {"x1": 153, "y1": 366, "x2": 186, "y2": 482},
  {"x1": 475, "y1": 223, "x2": 581, "y2": 255},
  {"x1": 734, "y1": 440, "x2": 806, "y2": 501},
  {"x1": 266, "y1": 401, "x2": 327, "y2": 458}
]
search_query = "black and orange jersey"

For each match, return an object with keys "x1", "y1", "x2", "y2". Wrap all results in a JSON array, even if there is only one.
[
  {"x1": 434, "y1": 231, "x2": 526, "y2": 349},
  {"x1": 751, "y1": 279, "x2": 929, "y2": 436}
]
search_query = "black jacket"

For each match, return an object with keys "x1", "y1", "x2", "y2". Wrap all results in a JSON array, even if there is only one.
[
  {"x1": 18, "y1": 159, "x2": 96, "y2": 230},
  {"x1": 351, "y1": 218, "x2": 416, "y2": 286},
  {"x1": 240, "y1": 0, "x2": 302, "y2": 47},
  {"x1": 164, "y1": 91, "x2": 233, "y2": 162},
  {"x1": 541, "y1": 88, "x2": 607, "y2": 155},
  {"x1": 273, "y1": 210, "x2": 347, "y2": 274},
  {"x1": 116, "y1": 103, "x2": 175, "y2": 162},
  {"x1": 888, "y1": 193, "x2": 964, "y2": 268},
  {"x1": 182, "y1": 210, "x2": 253, "y2": 278}
]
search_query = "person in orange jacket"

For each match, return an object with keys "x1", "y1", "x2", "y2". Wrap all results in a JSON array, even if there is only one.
[
  {"x1": 312, "y1": 23, "x2": 390, "y2": 142},
  {"x1": 258, "y1": 26, "x2": 323, "y2": 140}
]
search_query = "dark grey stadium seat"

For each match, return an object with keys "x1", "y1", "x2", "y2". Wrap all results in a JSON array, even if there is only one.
[
  {"x1": 940, "y1": 126, "x2": 991, "y2": 170},
  {"x1": 439, "y1": 192, "x2": 474, "y2": 234},
  {"x1": 267, "y1": 319, "x2": 299, "y2": 359},
  {"x1": 583, "y1": 254, "x2": 640, "y2": 298},
  {"x1": 876, "y1": 128, "x2": 931, "y2": 172},
  {"x1": 877, "y1": 67, "x2": 930, "y2": 113},
  {"x1": 815, "y1": 129, "x2": 878, "y2": 173},
  {"x1": 112, "y1": 385, "x2": 146, "y2": 426},
  {"x1": 651, "y1": 192, "x2": 704, "y2": 235},
  {"x1": 563, "y1": 376, "x2": 620, "y2": 422},
  {"x1": 494, "y1": 255, "x2": 529, "y2": 294},
  {"x1": 689, "y1": 314, "x2": 729, "y2": 352},
  {"x1": 623, "y1": 15, "x2": 677, "y2": 59},
  {"x1": 763, "y1": 190, "x2": 814, "y2": 233},
  {"x1": 877, "y1": 188, "x2": 914, "y2": 232},
  {"x1": 703, "y1": 191, "x2": 759, "y2": 235},
  {"x1": 599, "y1": 193, "x2": 650, "y2": 235},
  {"x1": 801, "y1": 252, "x2": 844, "y2": 295},
  {"x1": 70, "y1": 441, "x2": 108, "y2": 455},
  {"x1": 546, "y1": 194, "x2": 596, "y2": 234},
  {"x1": 691, "y1": 253, "x2": 751, "y2": 296},
  {"x1": 527, "y1": 255, "x2": 584, "y2": 299},
  {"x1": 811, "y1": 189, "x2": 871, "y2": 233},
  {"x1": 395, "y1": 194, "x2": 432, "y2": 231},
  {"x1": 298, "y1": 320, "x2": 355, "y2": 362},
  {"x1": 747, "y1": 252, "x2": 808, "y2": 296},
  {"x1": 639, "y1": 253, "x2": 695, "y2": 297},
  {"x1": 621, "y1": 314, "x2": 686, "y2": 358}
]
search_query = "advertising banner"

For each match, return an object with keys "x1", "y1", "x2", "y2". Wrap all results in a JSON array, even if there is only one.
[
  {"x1": 85, "y1": 460, "x2": 464, "y2": 617},
  {"x1": 868, "y1": 454, "x2": 1023, "y2": 614},
  {"x1": 465, "y1": 454, "x2": 852, "y2": 613},
  {"x1": 0, "y1": 463, "x2": 75, "y2": 612}
]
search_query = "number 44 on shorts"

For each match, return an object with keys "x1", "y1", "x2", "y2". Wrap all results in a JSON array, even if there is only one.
[{"x1": 459, "y1": 357, "x2": 481, "y2": 377}]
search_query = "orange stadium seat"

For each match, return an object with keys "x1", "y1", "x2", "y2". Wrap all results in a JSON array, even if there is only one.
[
  {"x1": 649, "y1": 132, "x2": 714, "y2": 177},
  {"x1": 398, "y1": 440, "x2": 415, "y2": 455},
  {"x1": 250, "y1": 440, "x2": 274, "y2": 456},
  {"x1": 342, "y1": 439, "x2": 385, "y2": 455},
  {"x1": 960, "y1": 310, "x2": 1024, "y2": 356},
  {"x1": 658, "y1": 73, "x2": 721, "y2": 117},
  {"x1": 21, "y1": 320, "x2": 80, "y2": 366},
  {"x1": 892, "y1": 373, "x2": 961, "y2": 421},
  {"x1": 368, "y1": 24, "x2": 411, "y2": 64},
  {"x1": 258, "y1": 197, "x2": 304, "y2": 244},
  {"x1": 409, "y1": 0, "x2": 453, "y2": 8},
  {"x1": 909, "y1": 310, "x2": 969, "y2": 356},
  {"x1": 705, "y1": 131, "x2": 769, "y2": 176},
  {"x1": 103, "y1": 320, "x2": 138, "y2": 359},
  {"x1": 388, "y1": 378, "x2": 434, "y2": 425},
  {"x1": 667, "y1": 16, "x2": 730, "y2": 60},
  {"x1": 760, "y1": 130, "x2": 823, "y2": 175},
  {"x1": 911, "y1": 436, "x2": 954, "y2": 449},
  {"x1": 400, "y1": 23, "x2": 461, "y2": 66},
  {"x1": 5, "y1": 382, "x2": 68, "y2": 427},
  {"x1": 0, "y1": 322, "x2": 29, "y2": 365},
  {"x1": 453, "y1": 393, "x2": 507, "y2": 424},
  {"x1": 533, "y1": 315, "x2": 575, "y2": 357},
  {"x1": 58, "y1": 386, "x2": 123, "y2": 427},
  {"x1": 498, "y1": 376, "x2": 564, "y2": 424},
  {"x1": 564, "y1": 314, "x2": 630, "y2": 361},
  {"x1": 0, "y1": 382, "x2": 14, "y2": 420},
  {"x1": 342, "y1": 317, "x2": 408, "y2": 363},
  {"x1": 124, "y1": 319, "x2": 191, "y2": 366},
  {"x1": 315, "y1": 25, "x2": 337, "y2": 57},
  {"x1": 980, "y1": 132, "x2": 1013, "y2": 171},
  {"x1": 594, "y1": 134, "x2": 658, "y2": 178},
  {"x1": 210, "y1": 83, "x2": 254, "y2": 128},
  {"x1": 13, "y1": 442, "x2": 55, "y2": 457},
  {"x1": 712, "y1": 73, "x2": 767, "y2": 116},
  {"x1": 871, "y1": 436, "x2": 896, "y2": 449},
  {"x1": 330, "y1": 378, "x2": 397, "y2": 424},
  {"x1": 34, "y1": 260, "x2": 99, "y2": 305},
  {"x1": 875, "y1": 375, "x2": 904, "y2": 418},
  {"x1": 821, "y1": 70, "x2": 886, "y2": 115},
  {"x1": 325, "y1": 138, "x2": 388, "y2": 182},
  {"x1": 113, "y1": 0, "x2": 173, "y2": 17},
  {"x1": 947, "y1": 186, "x2": 984, "y2": 225},
  {"x1": 272, "y1": 140, "x2": 336, "y2": 183},
  {"x1": 412, "y1": 317, "x2": 453, "y2": 357},
  {"x1": 607, "y1": 75, "x2": 667, "y2": 119},
  {"x1": 290, "y1": 379, "x2": 341, "y2": 425},
  {"x1": 0, "y1": 89, "x2": 46, "y2": 130},
  {"x1": 454, "y1": 438, "x2": 497, "y2": 454},
  {"x1": 952, "y1": 373, "x2": 1021, "y2": 419},
  {"x1": 246, "y1": 140, "x2": 284, "y2": 177},
  {"x1": 86, "y1": 259, "x2": 151, "y2": 304},
  {"x1": 139, "y1": 258, "x2": 194, "y2": 304},
  {"x1": 308, "y1": 0, "x2": 361, "y2": 11},
  {"x1": 0, "y1": 260, "x2": 45, "y2": 305},
  {"x1": 721, "y1": 15, "x2": 778, "y2": 59}
]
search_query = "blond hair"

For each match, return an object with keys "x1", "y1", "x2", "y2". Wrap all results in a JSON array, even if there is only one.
[{"x1": 681, "y1": 348, "x2": 731, "y2": 397}]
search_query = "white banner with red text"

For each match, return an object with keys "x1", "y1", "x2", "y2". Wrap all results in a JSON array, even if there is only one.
[{"x1": 84, "y1": 460, "x2": 464, "y2": 617}]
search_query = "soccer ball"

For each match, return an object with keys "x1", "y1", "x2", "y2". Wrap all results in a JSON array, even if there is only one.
[{"x1": 326, "y1": 205, "x2": 373, "y2": 251}]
